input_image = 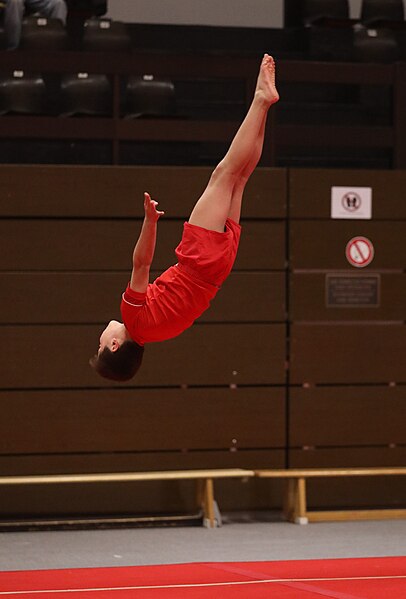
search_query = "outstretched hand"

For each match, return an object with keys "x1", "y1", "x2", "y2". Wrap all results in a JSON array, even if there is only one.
[{"x1": 144, "y1": 192, "x2": 164, "y2": 222}]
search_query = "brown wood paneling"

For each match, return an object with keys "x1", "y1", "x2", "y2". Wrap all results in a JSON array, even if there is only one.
[
  {"x1": 0, "y1": 272, "x2": 286, "y2": 324},
  {"x1": 0, "y1": 272, "x2": 126, "y2": 325},
  {"x1": 236, "y1": 221, "x2": 286, "y2": 270},
  {"x1": 1, "y1": 323, "x2": 286, "y2": 388},
  {"x1": 290, "y1": 168, "x2": 406, "y2": 219},
  {"x1": 0, "y1": 166, "x2": 286, "y2": 219},
  {"x1": 290, "y1": 324, "x2": 406, "y2": 384},
  {"x1": 289, "y1": 447, "x2": 406, "y2": 509},
  {"x1": 242, "y1": 168, "x2": 287, "y2": 219},
  {"x1": 0, "y1": 220, "x2": 285, "y2": 271},
  {"x1": 290, "y1": 447, "x2": 406, "y2": 469},
  {"x1": 290, "y1": 386, "x2": 406, "y2": 447},
  {"x1": 0, "y1": 450, "x2": 285, "y2": 477},
  {"x1": 0, "y1": 219, "x2": 180, "y2": 272},
  {"x1": 290, "y1": 221, "x2": 406, "y2": 270},
  {"x1": 204, "y1": 272, "x2": 286, "y2": 322},
  {"x1": 0, "y1": 387, "x2": 286, "y2": 454},
  {"x1": 290, "y1": 273, "x2": 406, "y2": 321}
]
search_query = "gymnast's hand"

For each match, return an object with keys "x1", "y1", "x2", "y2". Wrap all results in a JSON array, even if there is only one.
[{"x1": 144, "y1": 192, "x2": 165, "y2": 222}]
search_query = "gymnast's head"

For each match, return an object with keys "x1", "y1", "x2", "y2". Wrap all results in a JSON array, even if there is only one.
[{"x1": 89, "y1": 320, "x2": 144, "y2": 381}]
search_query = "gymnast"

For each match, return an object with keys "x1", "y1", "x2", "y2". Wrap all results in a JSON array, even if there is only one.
[{"x1": 90, "y1": 54, "x2": 279, "y2": 381}]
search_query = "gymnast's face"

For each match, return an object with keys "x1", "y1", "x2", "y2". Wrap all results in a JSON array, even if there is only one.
[{"x1": 98, "y1": 320, "x2": 123, "y2": 354}]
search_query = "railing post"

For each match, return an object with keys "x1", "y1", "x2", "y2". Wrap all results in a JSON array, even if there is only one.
[
  {"x1": 394, "y1": 62, "x2": 406, "y2": 169},
  {"x1": 112, "y1": 73, "x2": 120, "y2": 165}
]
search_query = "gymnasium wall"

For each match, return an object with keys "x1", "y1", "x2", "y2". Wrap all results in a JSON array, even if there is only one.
[
  {"x1": 105, "y1": 1, "x2": 406, "y2": 27},
  {"x1": 0, "y1": 165, "x2": 405, "y2": 518},
  {"x1": 106, "y1": 0, "x2": 284, "y2": 28}
]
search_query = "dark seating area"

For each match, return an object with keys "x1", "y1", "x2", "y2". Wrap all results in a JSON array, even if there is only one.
[{"x1": 0, "y1": 1, "x2": 405, "y2": 169}]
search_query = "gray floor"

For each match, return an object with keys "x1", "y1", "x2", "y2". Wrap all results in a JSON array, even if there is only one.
[{"x1": 0, "y1": 514, "x2": 405, "y2": 572}]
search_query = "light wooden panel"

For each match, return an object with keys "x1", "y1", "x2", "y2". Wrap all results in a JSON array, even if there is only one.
[
  {"x1": 290, "y1": 386, "x2": 406, "y2": 446},
  {"x1": 290, "y1": 324, "x2": 406, "y2": 384},
  {"x1": 0, "y1": 272, "x2": 286, "y2": 324},
  {"x1": 0, "y1": 387, "x2": 286, "y2": 453},
  {"x1": 0, "y1": 323, "x2": 286, "y2": 388},
  {"x1": 290, "y1": 168, "x2": 406, "y2": 219},
  {"x1": 0, "y1": 220, "x2": 285, "y2": 271},
  {"x1": 0, "y1": 165, "x2": 287, "y2": 219}
]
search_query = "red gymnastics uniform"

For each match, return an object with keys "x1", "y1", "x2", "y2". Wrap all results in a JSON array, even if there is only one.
[{"x1": 121, "y1": 218, "x2": 241, "y2": 346}]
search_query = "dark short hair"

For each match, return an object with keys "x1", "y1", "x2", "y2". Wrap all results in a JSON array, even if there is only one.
[{"x1": 89, "y1": 341, "x2": 144, "y2": 381}]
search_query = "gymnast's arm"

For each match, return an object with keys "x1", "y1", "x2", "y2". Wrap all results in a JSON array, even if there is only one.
[{"x1": 130, "y1": 192, "x2": 165, "y2": 293}]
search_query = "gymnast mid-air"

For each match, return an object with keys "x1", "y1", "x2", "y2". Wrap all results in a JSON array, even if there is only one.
[{"x1": 90, "y1": 54, "x2": 280, "y2": 381}]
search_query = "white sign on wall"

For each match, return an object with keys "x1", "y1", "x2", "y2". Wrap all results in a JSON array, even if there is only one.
[{"x1": 331, "y1": 186, "x2": 372, "y2": 220}]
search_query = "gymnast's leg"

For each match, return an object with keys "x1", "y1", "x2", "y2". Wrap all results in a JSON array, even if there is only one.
[{"x1": 188, "y1": 54, "x2": 279, "y2": 232}]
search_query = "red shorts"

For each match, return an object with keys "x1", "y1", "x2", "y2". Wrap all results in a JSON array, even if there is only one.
[{"x1": 175, "y1": 218, "x2": 241, "y2": 288}]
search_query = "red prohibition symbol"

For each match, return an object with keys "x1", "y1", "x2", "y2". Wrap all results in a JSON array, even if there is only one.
[{"x1": 345, "y1": 236, "x2": 374, "y2": 268}]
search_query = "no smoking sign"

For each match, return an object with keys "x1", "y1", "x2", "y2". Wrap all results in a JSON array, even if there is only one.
[{"x1": 346, "y1": 236, "x2": 374, "y2": 268}]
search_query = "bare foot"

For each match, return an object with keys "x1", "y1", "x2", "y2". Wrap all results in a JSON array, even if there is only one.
[{"x1": 256, "y1": 54, "x2": 279, "y2": 106}]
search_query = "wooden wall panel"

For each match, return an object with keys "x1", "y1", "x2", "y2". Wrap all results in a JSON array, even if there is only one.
[
  {"x1": 290, "y1": 273, "x2": 406, "y2": 321},
  {"x1": 0, "y1": 272, "x2": 126, "y2": 324},
  {"x1": 0, "y1": 450, "x2": 285, "y2": 477},
  {"x1": 238, "y1": 221, "x2": 285, "y2": 270},
  {"x1": 290, "y1": 324, "x2": 406, "y2": 384},
  {"x1": 207, "y1": 272, "x2": 286, "y2": 322},
  {"x1": 290, "y1": 168, "x2": 406, "y2": 219},
  {"x1": 290, "y1": 221, "x2": 406, "y2": 270},
  {"x1": 0, "y1": 387, "x2": 286, "y2": 454},
  {"x1": 0, "y1": 166, "x2": 287, "y2": 219},
  {"x1": 0, "y1": 220, "x2": 285, "y2": 271},
  {"x1": 243, "y1": 168, "x2": 287, "y2": 218},
  {"x1": 0, "y1": 220, "x2": 181, "y2": 271},
  {"x1": 0, "y1": 272, "x2": 286, "y2": 324},
  {"x1": 290, "y1": 386, "x2": 406, "y2": 446},
  {"x1": 290, "y1": 447, "x2": 406, "y2": 469},
  {"x1": 1, "y1": 323, "x2": 287, "y2": 388}
]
